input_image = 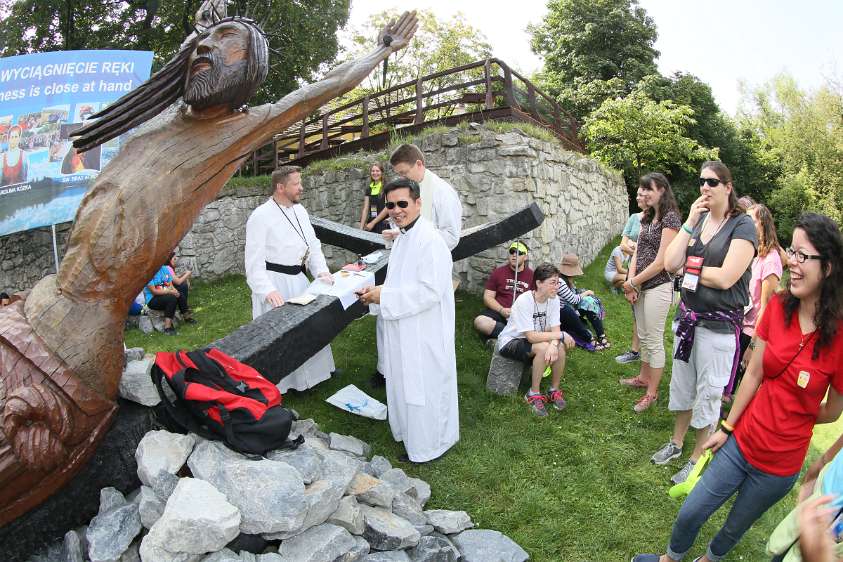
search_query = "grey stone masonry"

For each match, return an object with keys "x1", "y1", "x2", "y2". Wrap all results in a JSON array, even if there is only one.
[{"x1": 2, "y1": 124, "x2": 627, "y2": 295}]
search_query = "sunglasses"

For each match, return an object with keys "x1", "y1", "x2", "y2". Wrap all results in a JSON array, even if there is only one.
[
  {"x1": 785, "y1": 247, "x2": 823, "y2": 264},
  {"x1": 508, "y1": 248, "x2": 526, "y2": 255},
  {"x1": 698, "y1": 177, "x2": 725, "y2": 187},
  {"x1": 385, "y1": 200, "x2": 411, "y2": 210}
]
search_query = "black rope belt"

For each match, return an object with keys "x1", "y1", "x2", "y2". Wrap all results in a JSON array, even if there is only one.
[{"x1": 265, "y1": 261, "x2": 304, "y2": 275}]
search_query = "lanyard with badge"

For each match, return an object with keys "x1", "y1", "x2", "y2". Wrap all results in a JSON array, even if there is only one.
[
  {"x1": 274, "y1": 200, "x2": 310, "y2": 268},
  {"x1": 682, "y1": 214, "x2": 726, "y2": 292}
]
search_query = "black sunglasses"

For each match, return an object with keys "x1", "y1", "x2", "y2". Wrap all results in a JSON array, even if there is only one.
[
  {"x1": 385, "y1": 200, "x2": 410, "y2": 210},
  {"x1": 699, "y1": 177, "x2": 725, "y2": 187}
]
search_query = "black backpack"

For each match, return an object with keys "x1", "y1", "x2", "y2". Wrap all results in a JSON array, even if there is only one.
[{"x1": 152, "y1": 348, "x2": 303, "y2": 455}]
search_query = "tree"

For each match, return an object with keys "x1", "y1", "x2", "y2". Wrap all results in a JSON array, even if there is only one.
[
  {"x1": 529, "y1": 0, "x2": 659, "y2": 119},
  {"x1": 335, "y1": 9, "x2": 492, "y2": 123},
  {"x1": 584, "y1": 90, "x2": 717, "y2": 203},
  {"x1": 0, "y1": 0, "x2": 351, "y2": 104},
  {"x1": 739, "y1": 74, "x2": 843, "y2": 240}
]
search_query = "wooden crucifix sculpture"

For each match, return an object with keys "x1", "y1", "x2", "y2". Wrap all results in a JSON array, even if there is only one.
[{"x1": 0, "y1": 3, "x2": 419, "y2": 525}]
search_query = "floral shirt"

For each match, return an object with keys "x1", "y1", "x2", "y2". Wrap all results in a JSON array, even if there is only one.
[{"x1": 635, "y1": 210, "x2": 681, "y2": 291}]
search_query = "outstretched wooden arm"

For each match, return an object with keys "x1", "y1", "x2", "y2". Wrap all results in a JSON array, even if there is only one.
[{"x1": 265, "y1": 11, "x2": 418, "y2": 130}]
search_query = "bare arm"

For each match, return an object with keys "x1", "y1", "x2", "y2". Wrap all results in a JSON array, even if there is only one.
[
  {"x1": 525, "y1": 329, "x2": 560, "y2": 344},
  {"x1": 360, "y1": 196, "x2": 370, "y2": 229},
  {"x1": 483, "y1": 289, "x2": 503, "y2": 313},
  {"x1": 816, "y1": 388, "x2": 843, "y2": 424},
  {"x1": 699, "y1": 239, "x2": 755, "y2": 290},
  {"x1": 723, "y1": 337, "x2": 766, "y2": 427},
  {"x1": 368, "y1": 207, "x2": 390, "y2": 230},
  {"x1": 614, "y1": 254, "x2": 628, "y2": 275},
  {"x1": 754, "y1": 273, "x2": 780, "y2": 330},
  {"x1": 620, "y1": 235, "x2": 636, "y2": 254}
]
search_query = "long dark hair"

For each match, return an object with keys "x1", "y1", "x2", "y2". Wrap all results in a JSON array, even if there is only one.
[
  {"x1": 639, "y1": 172, "x2": 679, "y2": 224},
  {"x1": 781, "y1": 213, "x2": 843, "y2": 358},
  {"x1": 700, "y1": 161, "x2": 744, "y2": 217},
  {"x1": 749, "y1": 204, "x2": 781, "y2": 258},
  {"x1": 71, "y1": 17, "x2": 268, "y2": 152}
]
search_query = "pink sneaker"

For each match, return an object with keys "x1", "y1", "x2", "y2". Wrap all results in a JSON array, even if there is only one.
[
  {"x1": 619, "y1": 375, "x2": 650, "y2": 388},
  {"x1": 633, "y1": 393, "x2": 658, "y2": 413}
]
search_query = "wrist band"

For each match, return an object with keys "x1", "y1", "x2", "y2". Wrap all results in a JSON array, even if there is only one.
[
  {"x1": 682, "y1": 224, "x2": 694, "y2": 235},
  {"x1": 720, "y1": 420, "x2": 734, "y2": 434}
]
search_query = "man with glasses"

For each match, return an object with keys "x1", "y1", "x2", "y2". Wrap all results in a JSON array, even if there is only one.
[
  {"x1": 369, "y1": 143, "x2": 463, "y2": 387},
  {"x1": 357, "y1": 178, "x2": 459, "y2": 464},
  {"x1": 473, "y1": 241, "x2": 534, "y2": 342}
]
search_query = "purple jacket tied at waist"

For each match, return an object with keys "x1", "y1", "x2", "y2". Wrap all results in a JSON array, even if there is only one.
[{"x1": 674, "y1": 301, "x2": 744, "y2": 394}]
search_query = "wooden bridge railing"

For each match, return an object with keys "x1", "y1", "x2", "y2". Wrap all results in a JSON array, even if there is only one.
[{"x1": 239, "y1": 58, "x2": 583, "y2": 175}]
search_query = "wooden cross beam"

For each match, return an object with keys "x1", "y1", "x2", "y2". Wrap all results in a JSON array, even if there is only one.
[{"x1": 214, "y1": 203, "x2": 544, "y2": 382}]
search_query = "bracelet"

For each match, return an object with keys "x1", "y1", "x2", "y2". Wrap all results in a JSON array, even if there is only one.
[
  {"x1": 681, "y1": 224, "x2": 694, "y2": 235},
  {"x1": 720, "y1": 420, "x2": 734, "y2": 434}
]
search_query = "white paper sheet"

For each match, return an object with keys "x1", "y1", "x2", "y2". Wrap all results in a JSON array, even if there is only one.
[{"x1": 306, "y1": 270, "x2": 375, "y2": 309}]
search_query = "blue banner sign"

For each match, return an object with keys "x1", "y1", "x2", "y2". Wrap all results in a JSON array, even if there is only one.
[{"x1": 0, "y1": 50, "x2": 152, "y2": 237}]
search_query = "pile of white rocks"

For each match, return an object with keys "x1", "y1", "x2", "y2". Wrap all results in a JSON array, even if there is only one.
[{"x1": 37, "y1": 420, "x2": 529, "y2": 562}]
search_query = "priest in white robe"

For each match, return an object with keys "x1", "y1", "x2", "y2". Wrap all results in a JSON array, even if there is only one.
[
  {"x1": 245, "y1": 165, "x2": 336, "y2": 393},
  {"x1": 359, "y1": 177, "x2": 459, "y2": 463}
]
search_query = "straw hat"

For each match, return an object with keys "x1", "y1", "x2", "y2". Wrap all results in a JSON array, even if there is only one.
[{"x1": 559, "y1": 253, "x2": 583, "y2": 277}]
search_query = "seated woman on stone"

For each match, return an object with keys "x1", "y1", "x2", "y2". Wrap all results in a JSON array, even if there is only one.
[
  {"x1": 164, "y1": 252, "x2": 195, "y2": 324},
  {"x1": 143, "y1": 261, "x2": 192, "y2": 335},
  {"x1": 558, "y1": 253, "x2": 610, "y2": 351},
  {"x1": 604, "y1": 243, "x2": 632, "y2": 290},
  {"x1": 496, "y1": 263, "x2": 575, "y2": 417}
]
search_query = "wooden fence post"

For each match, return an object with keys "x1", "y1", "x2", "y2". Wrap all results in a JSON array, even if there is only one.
[
  {"x1": 321, "y1": 114, "x2": 329, "y2": 150},
  {"x1": 502, "y1": 63, "x2": 516, "y2": 108},
  {"x1": 527, "y1": 83, "x2": 538, "y2": 119},
  {"x1": 414, "y1": 76, "x2": 425, "y2": 125},
  {"x1": 297, "y1": 121, "x2": 306, "y2": 158},
  {"x1": 362, "y1": 95, "x2": 370, "y2": 138},
  {"x1": 484, "y1": 59, "x2": 493, "y2": 109}
]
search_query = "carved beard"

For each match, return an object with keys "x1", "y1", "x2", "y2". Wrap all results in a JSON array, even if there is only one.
[{"x1": 184, "y1": 51, "x2": 249, "y2": 111}]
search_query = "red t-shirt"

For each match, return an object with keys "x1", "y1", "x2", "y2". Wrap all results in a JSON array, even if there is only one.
[
  {"x1": 484, "y1": 265, "x2": 534, "y2": 310},
  {"x1": 734, "y1": 294, "x2": 843, "y2": 476}
]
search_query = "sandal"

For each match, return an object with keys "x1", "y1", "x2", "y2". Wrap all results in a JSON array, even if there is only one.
[{"x1": 596, "y1": 334, "x2": 610, "y2": 350}]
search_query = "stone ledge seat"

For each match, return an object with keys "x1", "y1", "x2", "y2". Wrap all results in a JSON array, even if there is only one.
[{"x1": 485, "y1": 341, "x2": 529, "y2": 396}]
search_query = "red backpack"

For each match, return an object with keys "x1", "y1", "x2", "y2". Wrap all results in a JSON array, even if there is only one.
[{"x1": 152, "y1": 348, "x2": 302, "y2": 455}]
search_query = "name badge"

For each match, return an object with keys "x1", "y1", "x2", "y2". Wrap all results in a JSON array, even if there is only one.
[
  {"x1": 797, "y1": 370, "x2": 811, "y2": 389},
  {"x1": 370, "y1": 208, "x2": 378, "y2": 218},
  {"x1": 681, "y1": 255, "x2": 704, "y2": 292}
]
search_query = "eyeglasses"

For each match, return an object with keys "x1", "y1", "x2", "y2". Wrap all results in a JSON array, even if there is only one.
[
  {"x1": 385, "y1": 200, "x2": 410, "y2": 210},
  {"x1": 508, "y1": 248, "x2": 527, "y2": 255},
  {"x1": 698, "y1": 177, "x2": 724, "y2": 187},
  {"x1": 785, "y1": 247, "x2": 823, "y2": 263}
]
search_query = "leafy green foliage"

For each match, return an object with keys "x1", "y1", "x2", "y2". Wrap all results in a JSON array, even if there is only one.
[
  {"x1": 529, "y1": 0, "x2": 659, "y2": 119},
  {"x1": 739, "y1": 74, "x2": 843, "y2": 240},
  {"x1": 584, "y1": 90, "x2": 717, "y2": 204},
  {"x1": 124, "y1": 241, "x2": 833, "y2": 561},
  {"x1": 0, "y1": 0, "x2": 351, "y2": 105}
]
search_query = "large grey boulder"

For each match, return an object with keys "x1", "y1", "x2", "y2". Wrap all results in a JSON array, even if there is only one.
[
  {"x1": 392, "y1": 494, "x2": 426, "y2": 527},
  {"x1": 329, "y1": 433, "x2": 372, "y2": 458},
  {"x1": 266, "y1": 446, "x2": 323, "y2": 484},
  {"x1": 276, "y1": 523, "x2": 356, "y2": 562},
  {"x1": 135, "y1": 430, "x2": 195, "y2": 489},
  {"x1": 143, "y1": 478, "x2": 241, "y2": 556},
  {"x1": 423, "y1": 510, "x2": 473, "y2": 535},
  {"x1": 201, "y1": 549, "x2": 240, "y2": 562},
  {"x1": 138, "y1": 486, "x2": 166, "y2": 529},
  {"x1": 263, "y1": 477, "x2": 346, "y2": 540},
  {"x1": 348, "y1": 473, "x2": 396, "y2": 509},
  {"x1": 485, "y1": 351, "x2": 526, "y2": 396},
  {"x1": 124, "y1": 347, "x2": 145, "y2": 363},
  {"x1": 407, "y1": 478, "x2": 431, "y2": 507},
  {"x1": 86, "y1": 489, "x2": 142, "y2": 562},
  {"x1": 289, "y1": 418, "x2": 321, "y2": 440},
  {"x1": 450, "y1": 530, "x2": 528, "y2": 562},
  {"x1": 120, "y1": 357, "x2": 161, "y2": 406},
  {"x1": 408, "y1": 533, "x2": 460, "y2": 562},
  {"x1": 119, "y1": 542, "x2": 141, "y2": 562},
  {"x1": 369, "y1": 456, "x2": 392, "y2": 478},
  {"x1": 360, "y1": 505, "x2": 421, "y2": 551},
  {"x1": 138, "y1": 541, "x2": 203, "y2": 562},
  {"x1": 328, "y1": 495, "x2": 365, "y2": 535},
  {"x1": 380, "y1": 469, "x2": 414, "y2": 497},
  {"x1": 188, "y1": 440, "x2": 307, "y2": 534},
  {"x1": 316, "y1": 449, "x2": 364, "y2": 493}
]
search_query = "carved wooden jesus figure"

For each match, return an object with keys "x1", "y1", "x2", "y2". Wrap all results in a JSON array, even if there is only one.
[{"x1": 0, "y1": 9, "x2": 418, "y2": 524}]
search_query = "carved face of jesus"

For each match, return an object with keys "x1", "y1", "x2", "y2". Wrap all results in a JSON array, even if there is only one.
[{"x1": 184, "y1": 21, "x2": 251, "y2": 110}]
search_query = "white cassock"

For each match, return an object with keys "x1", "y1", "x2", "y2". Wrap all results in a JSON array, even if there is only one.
[
  {"x1": 376, "y1": 168, "x2": 462, "y2": 374},
  {"x1": 375, "y1": 216, "x2": 459, "y2": 462},
  {"x1": 245, "y1": 198, "x2": 335, "y2": 393}
]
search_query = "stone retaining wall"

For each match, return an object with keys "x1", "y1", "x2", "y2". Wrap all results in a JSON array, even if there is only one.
[{"x1": 1, "y1": 125, "x2": 628, "y2": 294}]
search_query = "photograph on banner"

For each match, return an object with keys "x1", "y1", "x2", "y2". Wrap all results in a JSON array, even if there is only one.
[{"x1": 0, "y1": 50, "x2": 152, "y2": 237}]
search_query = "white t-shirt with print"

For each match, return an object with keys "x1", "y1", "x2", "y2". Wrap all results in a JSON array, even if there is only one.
[{"x1": 496, "y1": 290, "x2": 561, "y2": 351}]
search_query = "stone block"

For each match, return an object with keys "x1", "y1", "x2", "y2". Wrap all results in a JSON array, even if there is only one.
[
  {"x1": 450, "y1": 529, "x2": 528, "y2": 562},
  {"x1": 329, "y1": 432, "x2": 372, "y2": 458},
  {"x1": 408, "y1": 533, "x2": 460, "y2": 562},
  {"x1": 120, "y1": 357, "x2": 160, "y2": 407},
  {"x1": 486, "y1": 350, "x2": 527, "y2": 396},
  {"x1": 423, "y1": 510, "x2": 473, "y2": 534},
  {"x1": 360, "y1": 505, "x2": 420, "y2": 551},
  {"x1": 136, "y1": 430, "x2": 196, "y2": 489},
  {"x1": 277, "y1": 523, "x2": 356, "y2": 562},
  {"x1": 327, "y1": 495, "x2": 365, "y2": 535},
  {"x1": 348, "y1": 473, "x2": 396, "y2": 509}
]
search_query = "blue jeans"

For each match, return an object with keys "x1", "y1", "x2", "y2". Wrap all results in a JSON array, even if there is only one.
[{"x1": 667, "y1": 436, "x2": 799, "y2": 561}]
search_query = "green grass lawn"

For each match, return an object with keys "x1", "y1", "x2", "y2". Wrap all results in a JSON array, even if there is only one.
[{"x1": 125, "y1": 242, "x2": 838, "y2": 561}]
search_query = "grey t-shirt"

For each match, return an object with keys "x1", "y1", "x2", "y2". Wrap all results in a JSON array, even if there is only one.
[{"x1": 680, "y1": 212, "x2": 757, "y2": 320}]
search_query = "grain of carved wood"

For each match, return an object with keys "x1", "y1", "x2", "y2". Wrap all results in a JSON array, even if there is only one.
[{"x1": 0, "y1": 6, "x2": 419, "y2": 525}]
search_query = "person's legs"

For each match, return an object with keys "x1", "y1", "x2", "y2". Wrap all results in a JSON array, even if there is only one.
[
  {"x1": 174, "y1": 283, "x2": 190, "y2": 317},
  {"x1": 529, "y1": 342, "x2": 548, "y2": 394},
  {"x1": 559, "y1": 304, "x2": 592, "y2": 344},
  {"x1": 639, "y1": 283, "x2": 673, "y2": 399},
  {"x1": 704, "y1": 447, "x2": 799, "y2": 561},
  {"x1": 474, "y1": 309, "x2": 506, "y2": 339},
  {"x1": 582, "y1": 309, "x2": 605, "y2": 338},
  {"x1": 473, "y1": 315, "x2": 497, "y2": 337},
  {"x1": 147, "y1": 294, "x2": 178, "y2": 330},
  {"x1": 631, "y1": 314, "x2": 640, "y2": 352},
  {"x1": 665, "y1": 437, "x2": 748, "y2": 560}
]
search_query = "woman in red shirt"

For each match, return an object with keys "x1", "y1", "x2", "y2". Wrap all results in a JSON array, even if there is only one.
[{"x1": 634, "y1": 212, "x2": 843, "y2": 562}]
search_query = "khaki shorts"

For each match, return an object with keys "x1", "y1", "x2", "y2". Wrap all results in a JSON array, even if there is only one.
[{"x1": 668, "y1": 323, "x2": 736, "y2": 430}]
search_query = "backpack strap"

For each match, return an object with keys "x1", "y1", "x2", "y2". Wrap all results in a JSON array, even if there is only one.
[
  {"x1": 185, "y1": 349, "x2": 242, "y2": 395},
  {"x1": 152, "y1": 352, "x2": 218, "y2": 442}
]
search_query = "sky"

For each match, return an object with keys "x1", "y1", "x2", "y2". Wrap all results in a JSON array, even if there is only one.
[{"x1": 346, "y1": 0, "x2": 843, "y2": 116}]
